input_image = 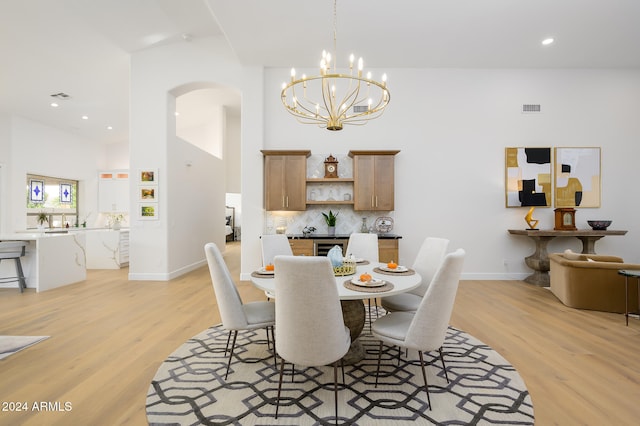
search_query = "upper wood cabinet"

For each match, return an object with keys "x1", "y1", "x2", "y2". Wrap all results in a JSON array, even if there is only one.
[
  {"x1": 349, "y1": 150, "x2": 399, "y2": 211},
  {"x1": 262, "y1": 150, "x2": 311, "y2": 211}
]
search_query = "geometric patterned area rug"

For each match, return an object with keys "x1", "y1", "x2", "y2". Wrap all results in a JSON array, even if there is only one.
[
  {"x1": 0, "y1": 336, "x2": 49, "y2": 360},
  {"x1": 147, "y1": 309, "x2": 534, "y2": 425}
]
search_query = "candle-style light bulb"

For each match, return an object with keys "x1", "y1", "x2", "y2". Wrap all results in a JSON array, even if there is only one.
[
  {"x1": 382, "y1": 73, "x2": 387, "y2": 88},
  {"x1": 290, "y1": 68, "x2": 296, "y2": 82}
]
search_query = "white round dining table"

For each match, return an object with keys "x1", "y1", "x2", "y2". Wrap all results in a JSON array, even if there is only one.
[{"x1": 250, "y1": 261, "x2": 422, "y2": 363}]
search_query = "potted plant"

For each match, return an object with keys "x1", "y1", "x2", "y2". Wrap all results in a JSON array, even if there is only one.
[
  {"x1": 322, "y1": 210, "x2": 339, "y2": 236},
  {"x1": 37, "y1": 212, "x2": 48, "y2": 229}
]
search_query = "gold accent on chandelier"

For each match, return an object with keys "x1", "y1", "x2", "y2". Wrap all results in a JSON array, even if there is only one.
[{"x1": 280, "y1": 0, "x2": 390, "y2": 131}]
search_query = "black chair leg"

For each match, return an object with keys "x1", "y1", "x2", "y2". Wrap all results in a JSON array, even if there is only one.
[
  {"x1": 224, "y1": 330, "x2": 232, "y2": 355},
  {"x1": 439, "y1": 347, "x2": 450, "y2": 383},
  {"x1": 268, "y1": 326, "x2": 277, "y2": 370},
  {"x1": 375, "y1": 341, "x2": 383, "y2": 387},
  {"x1": 333, "y1": 362, "x2": 339, "y2": 425},
  {"x1": 15, "y1": 258, "x2": 26, "y2": 292},
  {"x1": 418, "y1": 351, "x2": 432, "y2": 410},
  {"x1": 275, "y1": 358, "x2": 286, "y2": 419},
  {"x1": 224, "y1": 330, "x2": 238, "y2": 380}
]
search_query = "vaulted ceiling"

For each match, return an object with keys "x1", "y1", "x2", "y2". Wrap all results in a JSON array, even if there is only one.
[{"x1": 1, "y1": 0, "x2": 638, "y2": 145}]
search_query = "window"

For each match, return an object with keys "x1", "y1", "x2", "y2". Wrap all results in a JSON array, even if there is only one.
[{"x1": 26, "y1": 174, "x2": 79, "y2": 228}]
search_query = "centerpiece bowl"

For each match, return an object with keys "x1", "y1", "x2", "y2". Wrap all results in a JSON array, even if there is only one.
[{"x1": 587, "y1": 220, "x2": 612, "y2": 230}]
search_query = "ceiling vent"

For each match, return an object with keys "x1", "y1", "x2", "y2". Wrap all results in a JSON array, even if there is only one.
[
  {"x1": 50, "y1": 92, "x2": 71, "y2": 100},
  {"x1": 522, "y1": 104, "x2": 541, "y2": 113}
]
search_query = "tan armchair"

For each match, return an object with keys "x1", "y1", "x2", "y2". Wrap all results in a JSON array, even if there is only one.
[{"x1": 549, "y1": 251, "x2": 640, "y2": 313}]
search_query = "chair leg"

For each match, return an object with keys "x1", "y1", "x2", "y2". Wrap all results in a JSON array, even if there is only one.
[
  {"x1": 439, "y1": 347, "x2": 450, "y2": 384},
  {"x1": 367, "y1": 299, "x2": 373, "y2": 332},
  {"x1": 267, "y1": 326, "x2": 277, "y2": 370},
  {"x1": 224, "y1": 330, "x2": 232, "y2": 355},
  {"x1": 333, "y1": 361, "x2": 339, "y2": 425},
  {"x1": 224, "y1": 330, "x2": 238, "y2": 380},
  {"x1": 275, "y1": 358, "x2": 286, "y2": 419},
  {"x1": 418, "y1": 351, "x2": 432, "y2": 410},
  {"x1": 375, "y1": 341, "x2": 383, "y2": 388},
  {"x1": 340, "y1": 358, "x2": 346, "y2": 384},
  {"x1": 15, "y1": 258, "x2": 26, "y2": 293}
]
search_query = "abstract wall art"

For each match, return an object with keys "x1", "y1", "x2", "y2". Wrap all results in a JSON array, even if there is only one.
[
  {"x1": 505, "y1": 147, "x2": 552, "y2": 208},
  {"x1": 554, "y1": 147, "x2": 601, "y2": 208}
]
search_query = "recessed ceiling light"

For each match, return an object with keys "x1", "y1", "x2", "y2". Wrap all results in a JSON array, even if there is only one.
[
  {"x1": 542, "y1": 38, "x2": 554, "y2": 46},
  {"x1": 82, "y1": 115, "x2": 89, "y2": 120},
  {"x1": 107, "y1": 126, "x2": 113, "y2": 130},
  {"x1": 174, "y1": 111, "x2": 180, "y2": 116},
  {"x1": 50, "y1": 102, "x2": 59, "y2": 108}
]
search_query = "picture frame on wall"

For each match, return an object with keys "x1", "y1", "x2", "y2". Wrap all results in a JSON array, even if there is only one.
[
  {"x1": 139, "y1": 186, "x2": 157, "y2": 202},
  {"x1": 554, "y1": 147, "x2": 601, "y2": 208},
  {"x1": 30, "y1": 179, "x2": 44, "y2": 202},
  {"x1": 139, "y1": 204, "x2": 158, "y2": 220},
  {"x1": 60, "y1": 183, "x2": 72, "y2": 203},
  {"x1": 505, "y1": 147, "x2": 552, "y2": 208},
  {"x1": 139, "y1": 169, "x2": 158, "y2": 184}
]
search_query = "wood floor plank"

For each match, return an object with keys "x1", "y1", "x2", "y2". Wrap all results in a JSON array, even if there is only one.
[{"x1": 1, "y1": 243, "x2": 639, "y2": 425}]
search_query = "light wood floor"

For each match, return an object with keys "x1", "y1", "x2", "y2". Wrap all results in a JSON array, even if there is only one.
[{"x1": 1, "y1": 241, "x2": 639, "y2": 425}]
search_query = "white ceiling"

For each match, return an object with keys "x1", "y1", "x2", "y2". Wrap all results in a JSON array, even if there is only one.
[{"x1": 1, "y1": 0, "x2": 639, "y2": 145}]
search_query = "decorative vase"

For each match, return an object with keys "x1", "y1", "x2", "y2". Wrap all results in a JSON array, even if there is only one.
[
  {"x1": 112, "y1": 221, "x2": 121, "y2": 230},
  {"x1": 328, "y1": 225, "x2": 335, "y2": 236}
]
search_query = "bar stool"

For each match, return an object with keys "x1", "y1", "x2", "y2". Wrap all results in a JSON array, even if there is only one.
[{"x1": 0, "y1": 241, "x2": 28, "y2": 292}]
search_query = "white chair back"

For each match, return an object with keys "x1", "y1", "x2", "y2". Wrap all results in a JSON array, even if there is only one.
[
  {"x1": 405, "y1": 249, "x2": 465, "y2": 350},
  {"x1": 204, "y1": 242, "x2": 248, "y2": 330},
  {"x1": 346, "y1": 233, "x2": 379, "y2": 263},
  {"x1": 409, "y1": 237, "x2": 450, "y2": 297},
  {"x1": 261, "y1": 234, "x2": 293, "y2": 265},
  {"x1": 274, "y1": 255, "x2": 351, "y2": 366}
]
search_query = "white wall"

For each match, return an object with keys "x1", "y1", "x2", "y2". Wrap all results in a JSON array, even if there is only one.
[
  {"x1": 4, "y1": 115, "x2": 100, "y2": 232},
  {"x1": 256, "y1": 68, "x2": 640, "y2": 279},
  {"x1": 129, "y1": 35, "x2": 263, "y2": 280}
]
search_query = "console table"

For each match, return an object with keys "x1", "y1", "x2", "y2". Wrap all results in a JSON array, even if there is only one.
[{"x1": 508, "y1": 229, "x2": 628, "y2": 287}]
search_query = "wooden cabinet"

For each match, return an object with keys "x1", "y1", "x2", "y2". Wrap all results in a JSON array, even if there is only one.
[
  {"x1": 349, "y1": 151, "x2": 399, "y2": 211},
  {"x1": 262, "y1": 150, "x2": 310, "y2": 211},
  {"x1": 378, "y1": 239, "x2": 399, "y2": 263},
  {"x1": 289, "y1": 239, "x2": 314, "y2": 256},
  {"x1": 98, "y1": 170, "x2": 129, "y2": 213}
]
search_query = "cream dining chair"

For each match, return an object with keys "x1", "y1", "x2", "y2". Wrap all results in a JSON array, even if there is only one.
[
  {"x1": 380, "y1": 237, "x2": 449, "y2": 313},
  {"x1": 372, "y1": 248, "x2": 465, "y2": 409},
  {"x1": 204, "y1": 242, "x2": 276, "y2": 380},
  {"x1": 260, "y1": 234, "x2": 293, "y2": 300},
  {"x1": 345, "y1": 232, "x2": 380, "y2": 327},
  {"x1": 273, "y1": 255, "x2": 351, "y2": 424}
]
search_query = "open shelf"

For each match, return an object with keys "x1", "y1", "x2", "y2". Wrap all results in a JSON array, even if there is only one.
[
  {"x1": 306, "y1": 177, "x2": 354, "y2": 183},
  {"x1": 306, "y1": 200, "x2": 354, "y2": 205}
]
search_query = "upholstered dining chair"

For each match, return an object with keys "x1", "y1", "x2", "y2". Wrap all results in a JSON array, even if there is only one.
[
  {"x1": 372, "y1": 248, "x2": 465, "y2": 410},
  {"x1": 346, "y1": 232, "x2": 380, "y2": 327},
  {"x1": 273, "y1": 255, "x2": 351, "y2": 424},
  {"x1": 260, "y1": 234, "x2": 293, "y2": 300},
  {"x1": 380, "y1": 237, "x2": 449, "y2": 313},
  {"x1": 204, "y1": 242, "x2": 276, "y2": 380}
]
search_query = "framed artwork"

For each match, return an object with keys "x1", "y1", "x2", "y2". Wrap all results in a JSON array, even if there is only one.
[
  {"x1": 139, "y1": 204, "x2": 158, "y2": 220},
  {"x1": 139, "y1": 169, "x2": 158, "y2": 184},
  {"x1": 554, "y1": 147, "x2": 601, "y2": 208},
  {"x1": 30, "y1": 179, "x2": 44, "y2": 202},
  {"x1": 139, "y1": 186, "x2": 157, "y2": 202},
  {"x1": 60, "y1": 183, "x2": 72, "y2": 203},
  {"x1": 505, "y1": 147, "x2": 552, "y2": 207}
]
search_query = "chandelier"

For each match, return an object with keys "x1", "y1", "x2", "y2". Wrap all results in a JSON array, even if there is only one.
[{"x1": 280, "y1": 0, "x2": 390, "y2": 131}]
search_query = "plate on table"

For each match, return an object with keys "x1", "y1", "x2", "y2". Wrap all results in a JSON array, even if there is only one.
[
  {"x1": 351, "y1": 277, "x2": 386, "y2": 287},
  {"x1": 380, "y1": 265, "x2": 409, "y2": 273},
  {"x1": 344, "y1": 257, "x2": 366, "y2": 264},
  {"x1": 256, "y1": 268, "x2": 275, "y2": 275}
]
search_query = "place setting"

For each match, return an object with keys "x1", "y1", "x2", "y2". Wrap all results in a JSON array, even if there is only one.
[
  {"x1": 250, "y1": 263, "x2": 275, "y2": 278},
  {"x1": 373, "y1": 260, "x2": 416, "y2": 276},
  {"x1": 343, "y1": 271, "x2": 394, "y2": 293}
]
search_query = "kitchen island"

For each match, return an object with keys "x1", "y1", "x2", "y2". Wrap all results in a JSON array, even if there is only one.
[{"x1": 0, "y1": 232, "x2": 86, "y2": 292}]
